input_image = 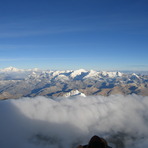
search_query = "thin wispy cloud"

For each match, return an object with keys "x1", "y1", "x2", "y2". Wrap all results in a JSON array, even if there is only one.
[
  {"x1": 0, "y1": 27, "x2": 91, "y2": 38},
  {"x1": 0, "y1": 0, "x2": 147, "y2": 70},
  {"x1": 0, "y1": 57, "x2": 77, "y2": 62},
  {"x1": 0, "y1": 58, "x2": 23, "y2": 62},
  {"x1": 0, "y1": 17, "x2": 92, "y2": 38}
]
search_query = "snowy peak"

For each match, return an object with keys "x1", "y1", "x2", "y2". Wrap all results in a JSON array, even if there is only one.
[
  {"x1": 0, "y1": 67, "x2": 41, "y2": 73},
  {"x1": 0, "y1": 67, "x2": 123, "y2": 79},
  {"x1": 0, "y1": 67, "x2": 22, "y2": 72},
  {"x1": 26, "y1": 72, "x2": 40, "y2": 80},
  {"x1": 21, "y1": 68, "x2": 124, "y2": 82},
  {"x1": 0, "y1": 68, "x2": 147, "y2": 99},
  {"x1": 116, "y1": 71, "x2": 122, "y2": 77},
  {"x1": 131, "y1": 73, "x2": 140, "y2": 80},
  {"x1": 100, "y1": 71, "x2": 123, "y2": 78},
  {"x1": 70, "y1": 69, "x2": 87, "y2": 78},
  {"x1": 63, "y1": 90, "x2": 86, "y2": 97},
  {"x1": 83, "y1": 70, "x2": 99, "y2": 79},
  {"x1": 52, "y1": 70, "x2": 69, "y2": 77}
]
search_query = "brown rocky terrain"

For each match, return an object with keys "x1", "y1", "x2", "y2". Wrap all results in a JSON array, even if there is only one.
[{"x1": 0, "y1": 68, "x2": 147, "y2": 99}]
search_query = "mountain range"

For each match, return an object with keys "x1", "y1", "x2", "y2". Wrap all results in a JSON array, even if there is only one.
[{"x1": 0, "y1": 67, "x2": 147, "y2": 99}]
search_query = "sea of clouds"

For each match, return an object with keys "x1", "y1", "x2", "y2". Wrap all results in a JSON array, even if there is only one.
[{"x1": 0, "y1": 95, "x2": 148, "y2": 148}]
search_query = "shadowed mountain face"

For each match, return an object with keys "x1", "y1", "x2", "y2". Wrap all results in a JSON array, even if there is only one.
[{"x1": 0, "y1": 67, "x2": 148, "y2": 99}]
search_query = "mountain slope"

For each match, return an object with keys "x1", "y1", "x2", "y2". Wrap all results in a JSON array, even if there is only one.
[{"x1": 0, "y1": 67, "x2": 147, "y2": 99}]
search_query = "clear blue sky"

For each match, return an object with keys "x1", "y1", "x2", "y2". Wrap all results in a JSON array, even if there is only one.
[{"x1": 0, "y1": 0, "x2": 148, "y2": 70}]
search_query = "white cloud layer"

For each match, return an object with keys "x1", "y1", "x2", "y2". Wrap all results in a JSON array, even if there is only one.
[{"x1": 0, "y1": 95, "x2": 148, "y2": 148}]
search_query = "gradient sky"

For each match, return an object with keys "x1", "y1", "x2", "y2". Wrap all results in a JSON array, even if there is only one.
[{"x1": 0, "y1": 0, "x2": 148, "y2": 70}]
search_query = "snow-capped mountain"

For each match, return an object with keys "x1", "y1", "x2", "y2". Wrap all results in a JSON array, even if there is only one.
[
  {"x1": 0, "y1": 67, "x2": 23, "y2": 72},
  {"x1": 0, "y1": 67, "x2": 147, "y2": 99},
  {"x1": 70, "y1": 69, "x2": 87, "y2": 79},
  {"x1": 0, "y1": 67, "x2": 41, "y2": 73},
  {"x1": 63, "y1": 90, "x2": 86, "y2": 97}
]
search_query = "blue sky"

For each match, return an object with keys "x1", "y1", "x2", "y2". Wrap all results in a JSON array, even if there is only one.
[{"x1": 0, "y1": 0, "x2": 148, "y2": 70}]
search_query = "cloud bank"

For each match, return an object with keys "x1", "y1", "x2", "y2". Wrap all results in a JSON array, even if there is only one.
[{"x1": 0, "y1": 95, "x2": 148, "y2": 148}]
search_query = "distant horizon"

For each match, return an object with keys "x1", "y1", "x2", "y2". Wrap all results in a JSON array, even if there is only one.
[{"x1": 0, "y1": 66, "x2": 148, "y2": 73}]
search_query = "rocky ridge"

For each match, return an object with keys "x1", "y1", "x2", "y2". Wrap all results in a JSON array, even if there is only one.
[{"x1": 0, "y1": 67, "x2": 147, "y2": 99}]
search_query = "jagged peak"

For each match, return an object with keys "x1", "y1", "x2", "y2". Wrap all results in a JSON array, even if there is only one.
[
  {"x1": 70, "y1": 69, "x2": 87, "y2": 78},
  {"x1": 131, "y1": 73, "x2": 139, "y2": 79}
]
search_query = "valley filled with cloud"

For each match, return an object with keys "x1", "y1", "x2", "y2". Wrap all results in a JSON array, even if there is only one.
[{"x1": 0, "y1": 94, "x2": 148, "y2": 148}]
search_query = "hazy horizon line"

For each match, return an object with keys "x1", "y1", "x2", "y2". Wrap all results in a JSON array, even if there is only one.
[{"x1": 0, "y1": 66, "x2": 148, "y2": 73}]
